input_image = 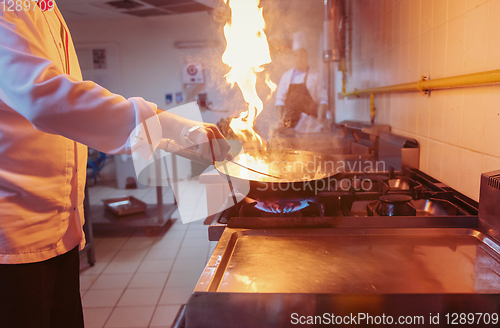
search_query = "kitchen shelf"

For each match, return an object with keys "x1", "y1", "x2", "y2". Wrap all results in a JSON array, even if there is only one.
[
  {"x1": 87, "y1": 153, "x2": 179, "y2": 237},
  {"x1": 88, "y1": 195, "x2": 177, "y2": 237}
]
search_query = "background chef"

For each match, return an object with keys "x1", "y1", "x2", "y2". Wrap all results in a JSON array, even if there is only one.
[{"x1": 275, "y1": 32, "x2": 329, "y2": 128}]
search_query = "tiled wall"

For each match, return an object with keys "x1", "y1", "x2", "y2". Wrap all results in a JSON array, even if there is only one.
[{"x1": 335, "y1": 0, "x2": 500, "y2": 201}]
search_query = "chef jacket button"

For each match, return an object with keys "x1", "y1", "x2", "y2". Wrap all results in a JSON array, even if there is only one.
[{"x1": 74, "y1": 207, "x2": 76, "y2": 211}]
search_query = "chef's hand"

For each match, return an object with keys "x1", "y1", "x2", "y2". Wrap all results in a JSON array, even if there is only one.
[{"x1": 157, "y1": 110, "x2": 230, "y2": 161}]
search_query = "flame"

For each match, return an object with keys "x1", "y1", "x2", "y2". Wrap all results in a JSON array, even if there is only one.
[
  {"x1": 232, "y1": 153, "x2": 271, "y2": 180},
  {"x1": 264, "y1": 73, "x2": 277, "y2": 100},
  {"x1": 222, "y1": 0, "x2": 274, "y2": 147},
  {"x1": 255, "y1": 200, "x2": 310, "y2": 214},
  {"x1": 264, "y1": 73, "x2": 277, "y2": 93}
]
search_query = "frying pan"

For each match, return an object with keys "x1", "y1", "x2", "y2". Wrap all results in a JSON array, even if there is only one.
[
  {"x1": 214, "y1": 150, "x2": 345, "y2": 202},
  {"x1": 159, "y1": 140, "x2": 345, "y2": 203}
]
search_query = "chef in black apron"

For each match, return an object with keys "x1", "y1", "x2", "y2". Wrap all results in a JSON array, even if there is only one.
[
  {"x1": 275, "y1": 41, "x2": 329, "y2": 129},
  {"x1": 282, "y1": 66, "x2": 318, "y2": 127}
]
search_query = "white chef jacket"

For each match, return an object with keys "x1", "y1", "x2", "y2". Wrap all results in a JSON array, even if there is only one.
[
  {"x1": 0, "y1": 3, "x2": 161, "y2": 264},
  {"x1": 275, "y1": 68, "x2": 328, "y2": 107}
]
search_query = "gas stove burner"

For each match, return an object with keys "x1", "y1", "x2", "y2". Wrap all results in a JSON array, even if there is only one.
[
  {"x1": 380, "y1": 194, "x2": 413, "y2": 204},
  {"x1": 212, "y1": 169, "x2": 480, "y2": 235},
  {"x1": 237, "y1": 197, "x2": 325, "y2": 217},
  {"x1": 367, "y1": 194, "x2": 417, "y2": 216},
  {"x1": 255, "y1": 199, "x2": 310, "y2": 214}
]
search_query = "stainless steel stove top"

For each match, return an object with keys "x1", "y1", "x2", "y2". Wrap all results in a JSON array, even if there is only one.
[
  {"x1": 184, "y1": 134, "x2": 500, "y2": 328},
  {"x1": 207, "y1": 168, "x2": 479, "y2": 238}
]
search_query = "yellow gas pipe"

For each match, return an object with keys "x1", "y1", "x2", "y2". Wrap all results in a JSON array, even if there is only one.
[
  {"x1": 370, "y1": 93, "x2": 375, "y2": 123},
  {"x1": 343, "y1": 69, "x2": 500, "y2": 120},
  {"x1": 343, "y1": 69, "x2": 500, "y2": 97}
]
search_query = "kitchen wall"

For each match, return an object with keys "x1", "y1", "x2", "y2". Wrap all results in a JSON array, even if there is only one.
[
  {"x1": 335, "y1": 0, "x2": 500, "y2": 201},
  {"x1": 67, "y1": 12, "x2": 230, "y2": 117}
]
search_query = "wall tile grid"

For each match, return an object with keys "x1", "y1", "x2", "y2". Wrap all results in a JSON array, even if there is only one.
[{"x1": 337, "y1": 0, "x2": 500, "y2": 201}]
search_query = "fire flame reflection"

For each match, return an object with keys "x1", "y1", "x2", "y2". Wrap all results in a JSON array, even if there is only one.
[{"x1": 222, "y1": 0, "x2": 275, "y2": 148}]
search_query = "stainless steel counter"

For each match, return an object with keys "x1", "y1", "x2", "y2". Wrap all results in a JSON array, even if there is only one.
[
  {"x1": 186, "y1": 222, "x2": 500, "y2": 327},
  {"x1": 185, "y1": 137, "x2": 500, "y2": 328},
  {"x1": 196, "y1": 227, "x2": 500, "y2": 294}
]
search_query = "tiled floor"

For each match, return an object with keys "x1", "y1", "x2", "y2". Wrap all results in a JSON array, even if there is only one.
[{"x1": 80, "y1": 178, "x2": 216, "y2": 328}]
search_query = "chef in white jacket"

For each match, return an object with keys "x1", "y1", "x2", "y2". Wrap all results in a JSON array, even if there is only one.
[
  {"x1": 0, "y1": 2, "x2": 229, "y2": 328},
  {"x1": 275, "y1": 32, "x2": 329, "y2": 128}
]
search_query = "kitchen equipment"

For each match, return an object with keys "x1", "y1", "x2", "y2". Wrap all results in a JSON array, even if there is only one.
[
  {"x1": 368, "y1": 194, "x2": 417, "y2": 216},
  {"x1": 184, "y1": 167, "x2": 500, "y2": 328},
  {"x1": 161, "y1": 138, "x2": 347, "y2": 202},
  {"x1": 187, "y1": 227, "x2": 499, "y2": 328},
  {"x1": 200, "y1": 131, "x2": 425, "y2": 226},
  {"x1": 89, "y1": 150, "x2": 178, "y2": 237},
  {"x1": 339, "y1": 120, "x2": 391, "y2": 155},
  {"x1": 208, "y1": 168, "x2": 478, "y2": 235},
  {"x1": 185, "y1": 126, "x2": 500, "y2": 327},
  {"x1": 159, "y1": 138, "x2": 281, "y2": 179},
  {"x1": 214, "y1": 149, "x2": 345, "y2": 202},
  {"x1": 103, "y1": 196, "x2": 147, "y2": 216},
  {"x1": 479, "y1": 169, "x2": 500, "y2": 241},
  {"x1": 268, "y1": 129, "x2": 349, "y2": 154},
  {"x1": 379, "y1": 132, "x2": 420, "y2": 170},
  {"x1": 201, "y1": 228, "x2": 498, "y2": 294},
  {"x1": 223, "y1": 158, "x2": 283, "y2": 180}
]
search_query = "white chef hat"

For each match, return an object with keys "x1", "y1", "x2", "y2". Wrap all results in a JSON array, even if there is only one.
[{"x1": 292, "y1": 31, "x2": 308, "y2": 51}]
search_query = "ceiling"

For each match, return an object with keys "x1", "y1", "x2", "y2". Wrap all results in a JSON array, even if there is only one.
[{"x1": 56, "y1": 0, "x2": 218, "y2": 21}]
